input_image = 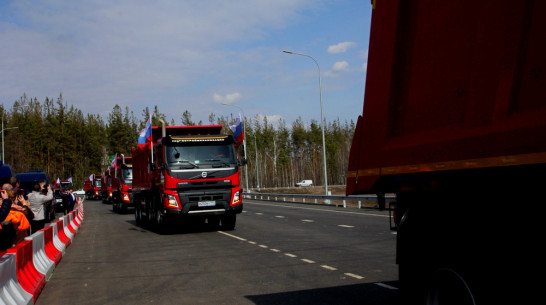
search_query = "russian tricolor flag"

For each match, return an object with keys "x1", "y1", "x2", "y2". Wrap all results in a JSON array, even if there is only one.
[
  {"x1": 138, "y1": 115, "x2": 153, "y2": 149},
  {"x1": 229, "y1": 114, "x2": 244, "y2": 148}
]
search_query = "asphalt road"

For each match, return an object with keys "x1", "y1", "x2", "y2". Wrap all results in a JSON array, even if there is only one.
[{"x1": 36, "y1": 199, "x2": 399, "y2": 305}]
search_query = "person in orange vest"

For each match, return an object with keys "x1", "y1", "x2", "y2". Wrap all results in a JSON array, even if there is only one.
[{"x1": 0, "y1": 190, "x2": 30, "y2": 249}]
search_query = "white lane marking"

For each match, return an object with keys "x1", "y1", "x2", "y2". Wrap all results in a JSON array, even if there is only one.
[
  {"x1": 255, "y1": 212, "x2": 263, "y2": 215},
  {"x1": 218, "y1": 231, "x2": 247, "y2": 241},
  {"x1": 338, "y1": 224, "x2": 355, "y2": 228},
  {"x1": 321, "y1": 265, "x2": 337, "y2": 271},
  {"x1": 275, "y1": 215, "x2": 285, "y2": 218},
  {"x1": 248, "y1": 201, "x2": 390, "y2": 218},
  {"x1": 375, "y1": 283, "x2": 398, "y2": 290},
  {"x1": 219, "y1": 231, "x2": 372, "y2": 283},
  {"x1": 345, "y1": 273, "x2": 364, "y2": 280},
  {"x1": 301, "y1": 219, "x2": 314, "y2": 223}
]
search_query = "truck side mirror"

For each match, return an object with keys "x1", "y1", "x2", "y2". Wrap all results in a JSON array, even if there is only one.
[{"x1": 239, "y1": 158, "x2": 247, "y2": 166}]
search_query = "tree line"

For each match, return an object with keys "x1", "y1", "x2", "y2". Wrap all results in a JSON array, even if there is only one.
[{"x1": 2, "y1": 94, "x2": 355, "y2": 190}]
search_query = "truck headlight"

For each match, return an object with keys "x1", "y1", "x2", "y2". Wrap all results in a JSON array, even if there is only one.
[
  {"x1": 231, "y1": 190, "x2": 241, "y2": 206},
  {"x1": 167, "y1": 194, "x2": 179, "y2": 208},
  {"x1": 122, "y1": 193, "x2": 130, "y2": 201}
]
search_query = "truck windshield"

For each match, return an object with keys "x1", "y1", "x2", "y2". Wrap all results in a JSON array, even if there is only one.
[
  {"x1": 122, "y1": 168, "x2": 132, "y2": 183},
  {"x1": 94, "y1": 180, "x2": 101, "y2": 187},
  {"x1": 166, "y1": 144, "x2": 236, "y2": 168}
]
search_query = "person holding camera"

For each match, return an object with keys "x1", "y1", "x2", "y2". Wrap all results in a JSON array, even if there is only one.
[{"x1": 28, "y1": 180, "x2": 53, "y2": 234}]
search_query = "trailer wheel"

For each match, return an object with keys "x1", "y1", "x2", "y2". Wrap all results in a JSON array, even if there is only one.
[
  {"x1": 146, "y1": 201, "x2": 155, "y2": 226},
  {"x1": 221, "y1": 212, "x2": 236, "y2": 230},
  {"x1": 134, "y1": 194, "x2": 142, "y2": 225},
  {"x1": 155, "y1": 209, "x2": 165, "y2": 228},
  {"x1": 425, "y1": 268, "x2": 476, "y2": 305},
  {"x1": 135, "y1": 206, "x2": 142, "y2": 225}
]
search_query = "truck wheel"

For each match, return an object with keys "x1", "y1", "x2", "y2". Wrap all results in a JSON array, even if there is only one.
[
  {"x1": 146, "y1": 202, "x2": 155, "y2": 226},
  {"x1": 221, "y1": 213, "x2": 236, "y2": 230},
  {"x1": 135, "y1": 204, "x2": 142, "y2": 225},
  {"x1": 424, "y1": 268, "x2": 476, "y2": 305},
  {"x1": 155, "y1": 209, "x2": 165, "y2": 227}
]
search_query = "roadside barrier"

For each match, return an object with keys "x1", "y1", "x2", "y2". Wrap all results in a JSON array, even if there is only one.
[
  {"x1": 24, "y1": 231, "x2": 54, "y2": 281},
  {"x1": 42, "y1": 226, "x2": 62, "y2": 266},
  {"x1": 69, "y1": 211, "x2": 79, "y2": 232},
  {"x1": 6, "y1": 240, "x2": 46, "y2": 303},
  {"x1": 50, "y1": 222, "x2": 67, "y2": 255},
  {"x1": 56, "y1": 219, "x2": 72, "y2": 248},
  {"x1": 0, "y1": 201, "x2": 84, "y2": 304},
  {"x1": 0, "y1": 253, "x2": 33, "y2": 305},
  {"x1": 62, "y1": 216, "x2": 75, "y2": 241}
]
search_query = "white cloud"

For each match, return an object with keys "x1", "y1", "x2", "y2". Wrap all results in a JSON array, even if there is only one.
[
  {"x1": 213, "y1": 92, "x2": 242, "y2": 104},
  {"x1": 332, "y1": 61, "x2": 349, "y2": 71},
  {"x1": 327, "y1": 41, "x2": 356, "y2": 54},
  {"x1": 256, "y1": 113, "x2": 284, "y2": 125}
]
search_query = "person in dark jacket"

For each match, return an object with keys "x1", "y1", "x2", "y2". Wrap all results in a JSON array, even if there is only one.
[
  {"x1": 0, "y1": 189, "x2": 15, "y2": 250},
  {"x1": 0, "y1": 190, "x2": 11, "y2": 222},
  {"x1": 67, "y1": 189, "x2": 76, "y2": 212}
]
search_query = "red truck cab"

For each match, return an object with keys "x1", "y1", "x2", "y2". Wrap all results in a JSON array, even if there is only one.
[
  {"x1": 132, "y1": 125, "x2": 243, "y2": 231},
  {"x1": 111, "y1": 154, "x2": 133, "y2": 212}
]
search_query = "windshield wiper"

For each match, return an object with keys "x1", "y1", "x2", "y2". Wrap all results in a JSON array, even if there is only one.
[
  {"x1": 206, "y1": 159, "x2": 231, "y2": 167},
  {"x1": 171, "y1": 160, "x2": 199, "y2": 168}
]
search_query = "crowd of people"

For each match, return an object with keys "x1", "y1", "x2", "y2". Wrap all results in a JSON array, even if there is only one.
[{"x1": 0, "y1": 177, "x2": 78, "y2": 251}]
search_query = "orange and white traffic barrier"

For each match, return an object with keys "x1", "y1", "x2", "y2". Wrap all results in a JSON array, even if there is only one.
[
  {"x1": 41, "y1": 226, "x2": 62, "y2": 266},
  {"x1": 55, "y1": 220, "x2": 71, "y2": 248},
  {"x1": 62, "y1": 216, "x2": 75, "y2": 241},
  {"x1": 24, "y1": 231, "x2": 54, "y2": 280},
  {"x1": 49, "y1": 222, "x2": 66, "y2": 255},
  {"x1": 0, "y1": 253, "x2": 33, "y2": 305},
  {"x1": 69, "y1": 211, "x2": 79, "y2": 231},
  {"x1": 6, "y1": 240, "x2": 46, "y2": 303}
]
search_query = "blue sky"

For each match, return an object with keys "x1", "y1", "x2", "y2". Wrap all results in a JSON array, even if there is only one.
[{"x1": 0, "y1": 0, "x2": 372, "y2": 126}]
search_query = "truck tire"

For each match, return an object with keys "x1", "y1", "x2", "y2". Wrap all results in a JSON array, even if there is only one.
[
  {"x1": 221, "y1": 212, "x2": 236, "y2": 230},
  {"x1": 134, "y1": 194, "x2": 143, "y2": 225},
  {"x1": 135, "y1": 205, "x2": 142, "y2": 225},
  {"x1": 397, "y1": 191, "x2": 486, "y2": 305}
]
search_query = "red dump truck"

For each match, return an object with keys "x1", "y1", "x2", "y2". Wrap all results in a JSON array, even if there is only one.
[
  {"x1": 84, "y1": 174, "x2": 102, "y2": 200},
  {"x1": 100, "y1": 168, "x2": 112, "y2": 203},
  {"x1": 132, "y1": 124, "x2": 243, "y2": 231},
  {"x1": 347, "y1": 1, "x2": 544, "y2": 304},
  {"x1": 110, "y1": 154, "x2": 133, "y2": 213}
]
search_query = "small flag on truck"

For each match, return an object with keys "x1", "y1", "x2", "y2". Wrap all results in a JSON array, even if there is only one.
[
  {"x1": 138, "y1": 114, "x2": 153, "y2": 149},
  {"x1": 229, "y1": 113, "x2": 244, "y2": 148}
]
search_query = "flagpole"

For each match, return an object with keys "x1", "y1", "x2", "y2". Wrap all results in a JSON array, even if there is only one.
[
  {"x1": 150, "y1": 116, "x2": 154, "y2": 163},
  {"x1": 222, "y1": 104, "x2": 249, "y2": 192}
]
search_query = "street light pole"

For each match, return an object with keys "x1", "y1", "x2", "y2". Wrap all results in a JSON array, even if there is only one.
[
  {"x1": 254, "y1": 134, "x2": 260, "y2": 191},
  {"x1": 283, "y1": 50, "x2": 329, "y2": 196},
  {"x1": 222, "y1": 103, "x2": 249, "y2": 193}
]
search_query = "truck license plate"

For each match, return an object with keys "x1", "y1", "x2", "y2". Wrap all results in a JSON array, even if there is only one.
[{"x1": 198, "y1": 201, "x2": 215, "y2": 207}]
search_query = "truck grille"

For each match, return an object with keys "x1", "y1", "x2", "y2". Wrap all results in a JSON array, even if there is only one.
[{"x1": 188, "y1": 194, "x2": 224, "y2": 202}]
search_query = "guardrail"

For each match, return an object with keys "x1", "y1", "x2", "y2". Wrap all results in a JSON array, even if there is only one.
[{"x1": 243, "y1": 192, "x2": 396, "y2": 209}]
